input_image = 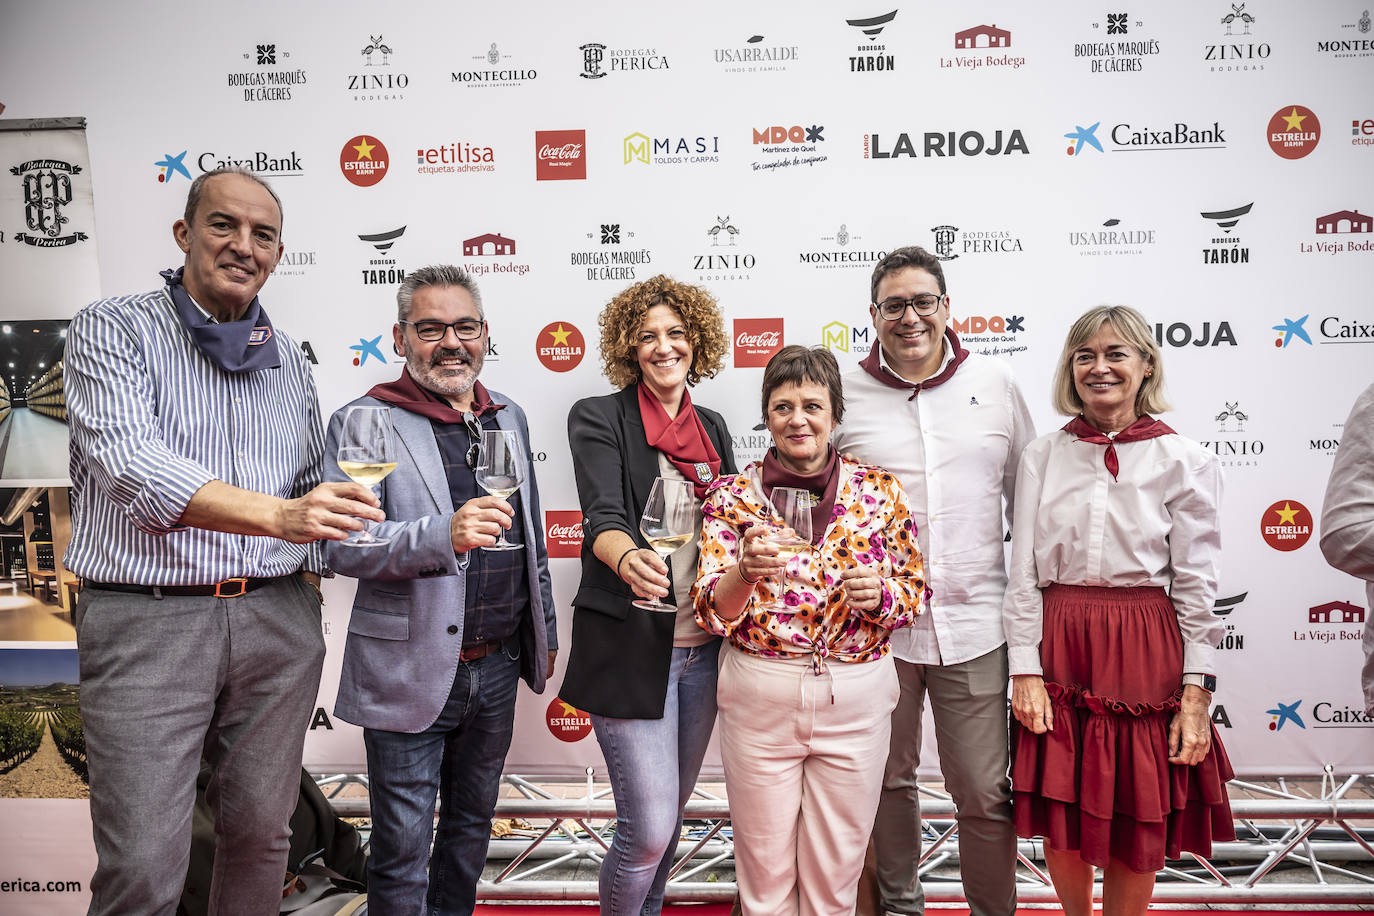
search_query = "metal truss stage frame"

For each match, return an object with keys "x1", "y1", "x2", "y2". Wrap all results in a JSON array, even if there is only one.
[{"x1": 321, "y1": 769, "x2": 1374, "y2": 905}]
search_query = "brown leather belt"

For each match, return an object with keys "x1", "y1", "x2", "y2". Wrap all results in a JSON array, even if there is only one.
[{"x1": 459, "y1": 638, "x2": 506, "y2": 662}]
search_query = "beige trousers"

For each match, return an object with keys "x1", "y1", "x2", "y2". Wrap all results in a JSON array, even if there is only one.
[{"x1": 719, "y1": 646, "x2": 899, "y2": 916}]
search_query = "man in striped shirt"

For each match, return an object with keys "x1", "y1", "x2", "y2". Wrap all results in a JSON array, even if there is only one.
[{"x1": 64, "y1": 166, "x2": 384, "y2": 916}]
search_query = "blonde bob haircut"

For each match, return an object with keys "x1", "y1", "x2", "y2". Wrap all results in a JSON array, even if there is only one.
[
  {"x1": 1052, "y1": 305, "x2": 1171, "y2": 417},
  {"x1": 597, "y1": 274, "x2": 728, "y2": 390}
]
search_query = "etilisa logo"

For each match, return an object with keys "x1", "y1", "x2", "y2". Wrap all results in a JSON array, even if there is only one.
[
  {"x1": 1200, "y1": 401, "x2": 1264, "y2": 468},
  {"x1": 461, "y1": 232, "x2": 530, "y2": 278},
  {"x1": 229, "y1": 42, "x2": 307, "y2": 102},
  {"x1": 1076, "y1": 11, "x2": 1162, "y2": 72},
  {"x1": 695, "y1": 217, "x2": 757, "y2": 282},
  {"x1": 1200, "y1": 203, "x2": 1252, "y2": 265},
  {"x1": 155, "y1": 151, "x2": 191, "y2": 185},
  {"x1": 547, "y1": 697, "x2": 593, "y2": 742},
  {"x1": 713, "y1": 34, "x2": 799, "y2": 73},
  {"x1": 943, "y1": 23, "x2": 1026, "y2": 70},
  {"x1": 865, "y1": 127, "x2": 1028, "y2": 159},
  {"x1": 451, "y1": 42, "x2": 537, "y2": 88},
  {"x1": 751, "y1": 124, "x2": 827, "y2": 173},
  {"x1": 1301, "y1": 209, "x2": 1374, "y2": 258},
  {"x1": 1354, "y1": 117, "x2": 1374, "y2": 148},
  {"x1": 1267, "y1": 105, "x2": 1320, "y2": 159},
  {"x1": 623, "y1": 132, "x2": 721, "y2": 167},
  {"x1": 544, "y1": 510, "x2": 584, "y2": 558},
  {"x1": 536, "y1": 322, "x2": 586, "y2": 373},
  {"x1": 798, "y1": 223, "x2": 886, "y2": 270},
  {"x1": 348, "y1": 35, "x2": 409, "y2": 101},
  {"x1": 578, "y1": 43, "x2": 669, "y2": 78},
  {"x1": 11, "y1": 158, "x2": 89, "y2": 247},
  {"x1": 1260, "y1": 499, "x2": 1313, "y2": 551},
  {"x1": 1205, "y1": 3, "x2": 1270, "y2": 73},
  {"x1": 846, "y1": 10, "x2": 898, "y2": 72},
  {"x1": 734, "y1": 318, "x2": 784, "y2": 368},
  {"x1": 535, "y1": 130, "x2": 586, "y2": 181},
  {"x1": 571, "y1": 222, "x2": 652, "y2": 282},
  {"x1": 340, "y1": 135, "x2": 389, "y2": 187},
  {"x1": 416, "y1": 139, "x2": 495, "y2": 175},
  {"x1": 357, "y1": 226, "x2": 406, "y2": 286},
  {"x1": 928, "y1": 224, "x2": 1025, "y2": 261},
  {"x1": 1069, "y1": 217, "x2": 1157, "y2": 256}
]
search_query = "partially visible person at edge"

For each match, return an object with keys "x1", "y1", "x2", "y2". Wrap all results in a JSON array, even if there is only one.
[
  {"x1": 323, "y1": 265, "x2": 557, "y2": 915},
  {"x1": 833, "y1": 245, "x2": 1033, "y2": 916},
  {"x1": 559, "y1": 275, "x2": 736, "y2": 915},
  {"x1": 696, "y1": 345, "x2": 927, "y2": 916},
  {"x1": 1320, "y1": 382, "x2": 1374, "y2": 715},
  {"x1": 64, "y1": 166, "x2": 383, "y2": 915},
  {"x1": 1003, "y1": 305, "x2": 1235, "y2": 916}
]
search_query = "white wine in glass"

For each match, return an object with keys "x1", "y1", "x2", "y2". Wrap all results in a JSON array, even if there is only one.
[
  {"x1": 475, "y1": 429, "x2": 527, "y2": 550},
  {"x1": 336, "y1": 405, "x2": 397, "y2": 547},
  {"x1": 633, "y1": 477, "x2": 697, "y2": 612},
  {"x1": 762, "y1": 486, "x2": 813, "y2": 609}
]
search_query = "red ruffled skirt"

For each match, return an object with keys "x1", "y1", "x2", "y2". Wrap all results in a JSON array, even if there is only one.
[{"x1": 1011, "y1": 584, "x2": 1235, "y2": 873}]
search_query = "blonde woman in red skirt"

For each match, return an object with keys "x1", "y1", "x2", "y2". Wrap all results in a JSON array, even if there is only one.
[{"x1": 1002, "y1": 305, "x2": 1234, "y2": 915}]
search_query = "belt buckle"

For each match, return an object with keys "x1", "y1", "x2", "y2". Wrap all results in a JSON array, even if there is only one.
[{"x1": 214, "y1": 578, "x2": 249, "y2": 598}]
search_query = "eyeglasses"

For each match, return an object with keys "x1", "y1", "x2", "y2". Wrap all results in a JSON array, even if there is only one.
[
  {"x1": 875, "y1": 294, "x2": 946, "y2": 321},
  {"x1": 400, "y1": 318, "x2": 486, "y2": 342},
  {"x1": 462, "y1": 412, "x2": 483, "y2": 469}
]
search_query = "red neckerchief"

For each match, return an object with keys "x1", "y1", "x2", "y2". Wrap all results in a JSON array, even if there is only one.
[
  {"x1": 367, "y1": 370, "x2": 505, "y2": 424},
  {"x1": 858, "y1": 328, "x2": 970, "y2": 401},
  {"x1": 1062, "y1": 414, "x2": 1175, "y2": 480},
  {"x1": 761, "y1": 446, "x2": 841, "y2": 545},
  {"x1": 637, "y1": 383, "x2": 721, "y2": 498}
]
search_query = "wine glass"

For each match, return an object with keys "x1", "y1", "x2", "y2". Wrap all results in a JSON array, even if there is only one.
[
  {"x1": 633, "y1": 477, "x2": 697, "y2": 612},
  {"x1": 762, "y1": 487, "x2": 813, "y2": 609},
  {"x1": 336, "y1": 406, "x2": 397, "y2": 548},
  {"x1": 475, "y1": 429, "x2": 527, "y2": 551}
]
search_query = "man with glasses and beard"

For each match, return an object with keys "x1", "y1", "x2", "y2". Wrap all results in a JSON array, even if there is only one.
[
  {"x1": 323, "y1": 265, "x2": 557, "y2": 916},
  {"x1": 833, "y1": 246, "x2": 1035, "y2": 916}
]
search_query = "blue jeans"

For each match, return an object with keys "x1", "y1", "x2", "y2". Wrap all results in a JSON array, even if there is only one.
[
  {"x1": 590, "y1": 640, "x2": 721, "y2": 916},
  {"x1": 363, "y1": 641, "x2": 521, "y2": 916}
]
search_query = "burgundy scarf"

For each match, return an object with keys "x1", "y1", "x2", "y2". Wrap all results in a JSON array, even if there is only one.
[
  {"x1": 761, "y1": 446, "x2": 841, "y2": 545},
  {"x1": 858, "y1": 328, "x2": 969, "y2": 401},
  {"x1": 367, "y1": 370, "x2": 505, "y2": 423},
  {"x1": 638, "y1": 383, "x2": 721, "y2": 498},
  {"x1": 1062, "y1": 414, "x2": 1175, "y2": 480}
]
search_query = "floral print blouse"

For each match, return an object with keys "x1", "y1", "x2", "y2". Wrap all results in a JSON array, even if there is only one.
[{"x1": 694, "y1": 458, "x2": 927, "y2": 668}]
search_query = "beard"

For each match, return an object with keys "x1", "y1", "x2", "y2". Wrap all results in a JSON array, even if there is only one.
[{"x1": 407, "y1": 345, "x2": 484, "y2": 401}]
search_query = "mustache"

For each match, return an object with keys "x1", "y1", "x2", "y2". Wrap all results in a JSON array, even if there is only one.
[{"x1": 429, "y1": 347, "x2": 474, "y2": 367}]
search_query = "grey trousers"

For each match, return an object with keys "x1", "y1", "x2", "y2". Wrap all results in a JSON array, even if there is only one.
[
  {"x1": 870, "y1": 646, "x2": 1017, "y2": 916},
  {"x1": 76, "y1": 576, "x2": 325, "y2": 916}
]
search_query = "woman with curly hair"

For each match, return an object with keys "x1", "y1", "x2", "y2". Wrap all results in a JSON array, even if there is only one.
[{"x1": 560, "y1": 275, "x2": 737, "y2": 915}]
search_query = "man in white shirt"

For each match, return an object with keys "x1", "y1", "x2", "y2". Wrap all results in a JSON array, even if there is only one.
[{"x1": 833, "y1": 246, "x2": 1034, "y2": 916}]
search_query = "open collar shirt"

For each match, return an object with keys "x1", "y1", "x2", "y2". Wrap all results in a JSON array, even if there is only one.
[{"x1": 832, "y1": 342, "x2": 1035, "y2": 666}]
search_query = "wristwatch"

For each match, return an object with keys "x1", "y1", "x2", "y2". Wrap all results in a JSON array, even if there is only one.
[{"x1": 1183, "y1": 673, "x2": 1216, "y2": 692}]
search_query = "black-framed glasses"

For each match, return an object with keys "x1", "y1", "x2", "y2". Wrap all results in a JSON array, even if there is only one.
[
  {"x1": 875, "y1": 294, "x2": 946, "y2": 320},
  {"x1": 400, "y1": 318, "x2": 486, "y2": 341},
  {"x1": 462, "y1": 412, "x2": 483, "y2": 469}
]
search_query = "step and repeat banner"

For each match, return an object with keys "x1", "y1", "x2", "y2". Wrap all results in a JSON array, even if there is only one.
[{"x1": 0, "y1": 0, "x2": 1371, "y2": 907}]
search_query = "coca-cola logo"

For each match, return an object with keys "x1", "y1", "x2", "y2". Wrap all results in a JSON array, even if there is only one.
[
  {"x1": 535, "y1": 129, "x2": 587, "y2": 180},
  {"x1": 733, "y1": 317, "x2": 785, "y2": 368},
  {"x1": 545, "y1": 509, "x2": 585, "y2": 558},
  {"x1": 546, "y1": 697, "x2": 593, "y2": 742}
]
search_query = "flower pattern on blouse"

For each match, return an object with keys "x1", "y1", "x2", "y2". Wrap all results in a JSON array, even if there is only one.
[{"x1": 694, "y1": 458, "x2": 927, "y2": 666}]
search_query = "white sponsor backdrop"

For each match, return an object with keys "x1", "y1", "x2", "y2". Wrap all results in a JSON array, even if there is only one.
[{"x1": 1, "y1": 1, "x2": 1372, "y2": 907}]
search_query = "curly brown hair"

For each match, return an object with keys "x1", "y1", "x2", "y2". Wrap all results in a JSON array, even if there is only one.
[{"x1": 597, "y1": 274, "x2": 729, "y2": 389}]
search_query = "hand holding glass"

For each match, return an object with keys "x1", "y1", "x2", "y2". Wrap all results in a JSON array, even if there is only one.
[
  {"x1": 475, "y1": 429, "x2": 526, "y2": 551},
  {"x1": 762, "y1": 487, "x2": 813, "y2": 609},
  {"x1": 336, "y1": 406, "x2": 397, "y2": 547},
  {"x1": 633, "y1": 477, "x2": 697, "y2": 612}
]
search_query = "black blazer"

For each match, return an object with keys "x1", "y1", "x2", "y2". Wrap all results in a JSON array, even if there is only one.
[{"x1": 559, "y1": 385, "x2": 737, "y2": 718}]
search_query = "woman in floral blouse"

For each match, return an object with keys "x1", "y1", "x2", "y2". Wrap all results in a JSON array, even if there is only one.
[{"x1": 694, "y1": 345, "x2": 927, "y2": 916}]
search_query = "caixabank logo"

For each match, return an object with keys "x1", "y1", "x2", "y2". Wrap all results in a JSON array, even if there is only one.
[
  {"x1": 1260, "y1": 499, "x2": 1313, "y2": 551},
  {"x1": 943, "y1": 23, "x2": 1026, "y2": 70},
  {"x1": 1267, "y1": 105, "x2": 1320, "y2": 159},
  {"x1": 1269, "y1": 698, "x2": 1374, "y2": 730},
  {"x1": 340, "y1": 135, "x2": 389, "y2": 187},
  {"x1": 864, "y1": 127, "x2": 1029, "y2": 158}
]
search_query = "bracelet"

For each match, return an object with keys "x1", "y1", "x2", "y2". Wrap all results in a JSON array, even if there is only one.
[
  {"x1": 736, "y1": 563, "x2": 760, "y2": 585},
  {"x1": 616, "y1": 547, "x2": 639, "y2": 577}
]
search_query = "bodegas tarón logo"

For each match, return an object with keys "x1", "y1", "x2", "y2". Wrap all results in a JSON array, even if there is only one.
[{"x1": 11, "y1": 159, "x2": 88, "y2": 247}]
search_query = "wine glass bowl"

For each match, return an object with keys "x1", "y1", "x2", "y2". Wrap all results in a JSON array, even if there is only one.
[
  {"x1": 336, "y1": 406, "x2": 397, "y2": 547},
  {"x1": 761, "y1": 486, "x2": 813, "y2": 609},
  {"x1": 475, "y1": 429, "x2": 527, "y2": 551},
  {"x1": 633, "y1": 477, "x2": 697, "y2": 612}
]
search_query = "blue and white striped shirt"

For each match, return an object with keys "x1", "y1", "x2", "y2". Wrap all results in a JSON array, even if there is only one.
[{"x1": 64, "y1": 287, "x2": 325, "y2": 584}]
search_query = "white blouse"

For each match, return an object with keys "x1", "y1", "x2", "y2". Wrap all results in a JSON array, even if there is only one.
[{"x1": 1003, "y1": 427, "x2": 1223, "y2": 678}]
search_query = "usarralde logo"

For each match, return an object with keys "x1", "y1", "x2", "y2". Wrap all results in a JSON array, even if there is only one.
[
  {"x1": 536, "y1": 321, "x2": 585, "y2": 372},
  {"x1": 535, "y1": 129, "x2": 586, "y2": 180},
  {"x1": 1268, "y1": 105, "x2": 1320, "y2": 159},
  {"x1": 340, "y1": 135, "x2": 389, "y2": 186},
  {"x1": 544, "y1": 510, "x2": 585, "y2": 558},
  {"x1": 1260, "y1": 499, "x2": 1313, "y2": 551},
  {"x1": 546, "y1": 697, "x2": 593, "y2": 742}
]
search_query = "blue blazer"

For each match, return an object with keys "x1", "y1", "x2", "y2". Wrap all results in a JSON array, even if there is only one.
[{"x1": 324, "y1": 392, "x2": 557, "y2": 734}]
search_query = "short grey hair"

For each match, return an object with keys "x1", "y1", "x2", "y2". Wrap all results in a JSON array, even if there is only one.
[
  {"x1": 396, "y1": 265, "x2": 485, "y2": 321},
  {"x1": 183, "y1": 166, "x2": 283, "y2": 230}
]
